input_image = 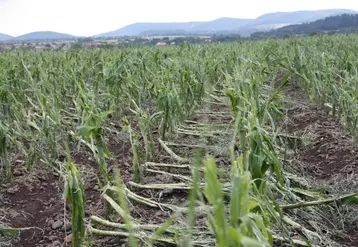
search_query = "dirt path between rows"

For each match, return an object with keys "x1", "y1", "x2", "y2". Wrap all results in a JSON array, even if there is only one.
[{"x1": 282, "y1": 81, "x2": 358, "y2": 246}]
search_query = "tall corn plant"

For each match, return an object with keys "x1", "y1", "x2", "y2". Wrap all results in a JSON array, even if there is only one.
[
  {"x1": 76, "y1": 110, "x2": 112, "y2": 183},
  {"x1": 129, "y1": 100, "x2": 159, "y2": 161},
  {"x1": 225, "y1": 64, "x2": 284, "y2": 189},
  {"x1": 76, "y1": 110, "x2": 115, "y2": 218},
  {"x1": 157, "y1": 91, "x2": 182, "y2": 141}
]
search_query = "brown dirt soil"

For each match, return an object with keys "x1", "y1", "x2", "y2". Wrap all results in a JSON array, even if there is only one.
[
  {"x1": 0, "y1": 135, "x2": 134, "y2": 247},
  {"x1": 284, "y1": 83, "x2": 358, "y2": 179},
  {"x1": 282, "y1": 79, "x2": 358, "y2": 246},
  {"x1": 0, "y1": 162, "x2": 63, "y2": 247},
  {"x1": 350, "y1": 232, "x2": 358, "y2": 246}
]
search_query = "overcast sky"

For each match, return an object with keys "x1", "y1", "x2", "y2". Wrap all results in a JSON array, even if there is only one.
[{"x1": 1, "y1": 0, "x2": 358, "y2": 37}]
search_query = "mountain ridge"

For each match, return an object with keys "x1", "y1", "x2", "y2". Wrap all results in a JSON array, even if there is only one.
[
  {"x1": 97, "y1": 9, "x2": 358, "y2": 37},
  {"x1": 252, "y1": 13, "x2": 358, "y2": 37},
  {"x1": 1, "y1": 9, "x2": 357, "y2": 41},
  {"x1": 13, "y1": 31, "x2": 76, "y2": 41},
  {"x1": 0, "y1": 33, "x2": 13, "y2": 41}
]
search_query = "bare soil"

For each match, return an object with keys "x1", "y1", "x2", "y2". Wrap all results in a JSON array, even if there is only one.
[
  {"x1": 282, "y1": 78, "x2": 358, "y2": 246},
  {"x1": 0, "y1": 164, "x2": 63, "y2": 247},
  {"x1": 284, "y1": 83, "x2": 358, "y2": 179}
]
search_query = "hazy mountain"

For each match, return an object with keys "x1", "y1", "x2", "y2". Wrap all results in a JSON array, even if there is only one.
[
  {"x1": 96, "y1": 22, "x2": 204, "y2": 37},
  {"x1": 190, "y1": 18, "x2": 252, "y2": 32},
  {"x1": 252, "y1": 14, "x2": 358, "y2": 37},
  {"x1": 97, "y1": 9, "x2": 358, "y2": 37},
  {"x1": 125, "y1": 18, "x2": 253, "y2": 36},
  {"x1": 13, "y1": 31, "x2": 76, "y2": 41},
  {"x1": 0, "y1": 33, "x2": 12, "y2": 41},
  {"x1": 249, "y1": 9, "x2": 357, "y2": 26},
  {"x1": 1, "y1": 9, "x2": 357, "y2": 41},
  {"x1": 96, "y1": 19, "x2": 249, "y2": 37}
]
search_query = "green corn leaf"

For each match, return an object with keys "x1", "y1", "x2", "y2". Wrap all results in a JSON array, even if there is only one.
[
  {"x1": 204, "y1": 158, "x2": 227, "y2": 246},
  {"x1": 76, "y1": 125, "x2": 99, "y2": 137},
  {"x1": 240, "y1": 236, "x2": 263, "y2": 247}
]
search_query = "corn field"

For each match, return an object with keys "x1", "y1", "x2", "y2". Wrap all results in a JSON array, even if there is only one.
[{"x1": 1, "y1": 35, "x2": 358, "y2": 247}]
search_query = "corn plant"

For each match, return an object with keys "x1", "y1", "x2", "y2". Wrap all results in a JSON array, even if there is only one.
[
  {"x1": 225, "y1": 61, "x2": 284, "y2": 188},
  {"x1": 122, "y1": 118, "x2": 142, "y2": 183},
  {"x1": 3, "y1": 35, "x2": 358, "y2": 247},
  {"x1": 64, "y1": 161, "x2": 85, "y2": 247},
  {"x1": 0, "y1": 123, "x2": 11, "y2": 180},
  {"x1": 129, "y1": 100, "x2": 160, "y2": 161},
  {"x1": 76, "y1": 110, "x2": 112, "y2": 183},
  {"x1": 204, "y1": 158, "x2": 272, "y2": 247}
]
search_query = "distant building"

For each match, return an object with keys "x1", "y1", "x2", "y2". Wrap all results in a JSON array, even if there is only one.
[
  {"x1": 34, "y1": 45, "x2": 47, "y2": 51},
  {"x1": 156, "y1": 42, "x2": 167, "y2": 46},
  {"x1": 0, "y1": 44, "x2": 13, "y2": 50},
  {"x1": 83, "y1": 42, "x2": 102, "y2": 48}
]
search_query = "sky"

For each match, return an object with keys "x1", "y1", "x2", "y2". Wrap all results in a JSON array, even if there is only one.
[{"x1": 1, "y1": 0, "x2": 358, "y2": 37}]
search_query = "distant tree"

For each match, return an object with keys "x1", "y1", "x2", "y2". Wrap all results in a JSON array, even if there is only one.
[{"x1": 78, "y1": 37, "x2": 94, "y2": 43}]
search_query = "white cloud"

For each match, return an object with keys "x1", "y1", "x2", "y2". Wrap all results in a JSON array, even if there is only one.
[{"x1": 1, "y1": 0, "x2": 358, "y2": 36}]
